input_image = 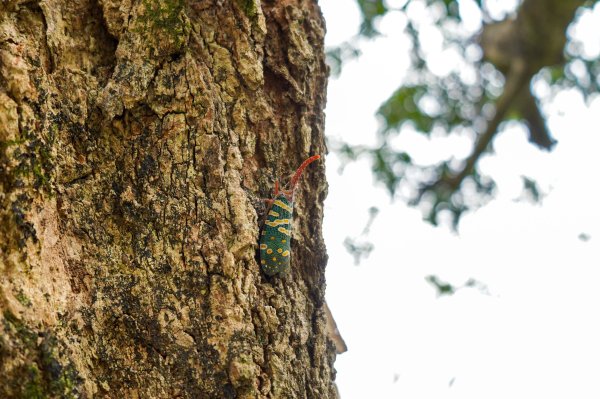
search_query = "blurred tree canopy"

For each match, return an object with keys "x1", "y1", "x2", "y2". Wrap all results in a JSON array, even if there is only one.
[{"x1": 329, "y1": 0, "x2": 599, "y2": 228}]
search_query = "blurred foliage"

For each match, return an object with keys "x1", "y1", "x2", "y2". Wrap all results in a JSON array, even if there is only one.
[
  {"x1": 327, "y1": 41, "x2": 361, "y2": 78},
  {"x1": 343, "y1": 207, "x2": 379, "y2": 264},
  {"x1": 578, "y1": 232, "x2": 591, "y2": 242},
  {"x1": 425, "y1": 275, "x2": 456, "y2": 296},
  {"x1": 356, "y1": 0, "x2": 388, "y2": 37},
  {"x1": 329, "y1": 0, "x2": 600, "y2": 229},
  {"x1": 343, "y1": 237, "x2": 375, "y2": 265},
  {"x1": 426, "y1": 275, "x2": 490, "y2": 296},
  {"x1": 516, "y1": 176, "x2": 546, "y2": 204}
]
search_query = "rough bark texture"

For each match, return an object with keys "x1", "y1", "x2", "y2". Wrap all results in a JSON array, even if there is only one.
[{"x1": 0, "y1": 0, "x2": 333, "y2": 397}]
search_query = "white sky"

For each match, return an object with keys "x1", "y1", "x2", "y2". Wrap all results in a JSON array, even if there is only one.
[{"x1": 320, "y1": 1, "x2": 600, "y2": 398}]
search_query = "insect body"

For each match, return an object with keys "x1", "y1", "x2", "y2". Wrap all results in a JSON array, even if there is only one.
[{"x1": 260, "y1": 155, "x2": 320, "y2": 276}]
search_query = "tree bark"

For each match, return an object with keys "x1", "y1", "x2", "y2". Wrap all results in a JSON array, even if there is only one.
[{"x1": 0, "y1": 0, "x2": 333, "y2": 397}]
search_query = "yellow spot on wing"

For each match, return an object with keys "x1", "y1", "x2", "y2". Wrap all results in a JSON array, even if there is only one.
[
  {"x1": 266, "y1": 219, "x2": 290, "y2": 227},
  {"x1": 281, "y1": 239, "x2": 286, "y2": 243},
  {"x1": 273, "y1": 199, "x2": 292, "y2": 212},
  {"x1": 278, "y1": 227, "x2": 291, "y2": 236},
  {"x1": 282, "y1": 250, "x2": 290, "y2": 257},
  {"x1": 260, "y1": 244, "x2": 267, "y2": 250},
  {"x1": 272, "y1": 257, "x2": 277, "y2": 262},
  {"x1": 277, "y1": 248, "x2": 283, "y2": 253},
  {"x1": 267, "y1": 249, "x2": 273, "y2": 254},
  {"x1": 268, "y1": 210, "x2": 280, "y2": 217}
]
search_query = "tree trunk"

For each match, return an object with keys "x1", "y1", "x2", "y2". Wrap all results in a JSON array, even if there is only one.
[{"x1": 0, "y1": 0, "x2": 333, "y2": 397}]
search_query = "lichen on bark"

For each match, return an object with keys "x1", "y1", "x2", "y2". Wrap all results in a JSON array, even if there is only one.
[{"x1": 1, "y1": 0, "x2": 336, "y2": 398}]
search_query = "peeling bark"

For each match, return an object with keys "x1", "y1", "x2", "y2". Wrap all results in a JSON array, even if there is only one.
[{"x1": 0, "y1": 0, "x2": 334, "y2": 397}]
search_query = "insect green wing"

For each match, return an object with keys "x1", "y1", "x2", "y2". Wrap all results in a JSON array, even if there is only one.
[
  {"x1": 260, "y1": 194, "x2": 293, "y2": 276},
  {"x1": 259, "y1": 155, "x2": 320, "y2": 276}
]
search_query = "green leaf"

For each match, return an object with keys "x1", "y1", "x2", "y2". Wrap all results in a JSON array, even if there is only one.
[
  {"x1": 356, "y1": 0, "x2": 388, "y2": 36},
  {"x1": 378, "y1": 85, "x2": 435, "y2": 134}
]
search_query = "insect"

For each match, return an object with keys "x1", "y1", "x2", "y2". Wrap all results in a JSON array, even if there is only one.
[{"x1": 259, "y1": 155, "x2": 321, "y2": 276}]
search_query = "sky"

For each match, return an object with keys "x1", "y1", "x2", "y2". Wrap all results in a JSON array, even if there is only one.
[{"x1": 320, "y1": 1, "x2": 600, "y2": 398}]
